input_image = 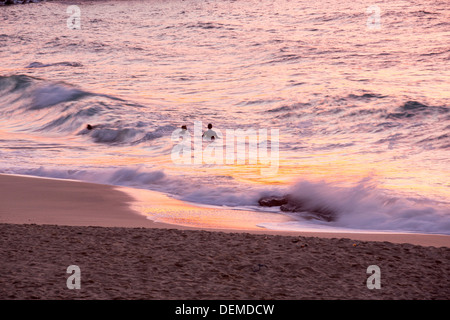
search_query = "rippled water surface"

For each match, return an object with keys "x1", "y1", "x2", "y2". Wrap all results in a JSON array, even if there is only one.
[{"x1": 1, "y1": 0, "x2": 449, "y2": 234}]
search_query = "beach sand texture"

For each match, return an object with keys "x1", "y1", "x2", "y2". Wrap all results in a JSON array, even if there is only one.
[{"x1": 1, "y1": 223, "x2": 449, "y2": 300}]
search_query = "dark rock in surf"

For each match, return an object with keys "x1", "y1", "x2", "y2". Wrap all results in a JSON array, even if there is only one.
[
  {"x1": 280, "y1": 202, "x2": 335, "y2": 222},
  {"x1": 258, "y1": 195, "x2": 336, "y2": 222},
  {"x1": 258, "y1": 196, "x2": 288, "y2": 207}
]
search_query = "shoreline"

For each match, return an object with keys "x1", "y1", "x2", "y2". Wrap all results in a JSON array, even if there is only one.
[
  {"x1": 0, "y1": 173, "x2": 449, "y2": 247},
  {"x1": 1, "y1": 173, "x2": 449, "y2": 299}
]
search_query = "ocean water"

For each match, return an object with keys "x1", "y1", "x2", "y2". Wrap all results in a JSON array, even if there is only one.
[{"x1": 1, "y1": 0, "x2": 449, "y2": 234}]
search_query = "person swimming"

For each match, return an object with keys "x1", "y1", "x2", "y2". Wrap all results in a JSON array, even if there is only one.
[
  {"x1": 179, "y1": 125, "x2": 189, "y2": 138},
  {"x1": 202, "y1": 123, "x2": 218, "y2": 140}
]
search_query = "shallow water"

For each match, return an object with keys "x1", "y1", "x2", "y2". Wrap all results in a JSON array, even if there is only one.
[{"x1": 0, "y1": 0, "x2": 449, "y2": 234}]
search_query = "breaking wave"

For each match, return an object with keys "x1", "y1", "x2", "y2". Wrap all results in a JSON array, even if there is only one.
[
  {"x1": 0, "y1": 74, "x2": 173, "y2": 145},
  {"x1": 3, "y1": 165, "x2": 449, "y2": 235}
]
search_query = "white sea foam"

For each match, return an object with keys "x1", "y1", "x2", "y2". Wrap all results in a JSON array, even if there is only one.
[
  {"x1": 281, "y1": 178, "x2": 450, "y2": 234},
  {"x1": 3, "y1": 166, "x2": 449, "y2": 235}
]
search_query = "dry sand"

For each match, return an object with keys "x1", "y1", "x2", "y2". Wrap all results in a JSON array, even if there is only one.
[{"x1": 0, "y1": 174, "x2": 449, "y2": 299}]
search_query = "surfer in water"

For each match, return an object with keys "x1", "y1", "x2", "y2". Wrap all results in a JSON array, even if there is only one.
[{"x1": 202, "y1": 123, "x2": 218, "y2": 141}]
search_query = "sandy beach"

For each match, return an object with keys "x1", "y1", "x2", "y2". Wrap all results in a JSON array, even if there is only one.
[{"x1": 0, "y1": 174, "x2": 449, "y2": 300}]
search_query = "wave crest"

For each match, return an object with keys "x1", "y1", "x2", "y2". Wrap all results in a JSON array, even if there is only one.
[{"x1": 0, "y1": 74, "x2": 171, "y2": 145}]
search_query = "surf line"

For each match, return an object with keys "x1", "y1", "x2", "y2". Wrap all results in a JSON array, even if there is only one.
[{"x1": 170, "y1": 121, "x2": 279, "y2": 175}]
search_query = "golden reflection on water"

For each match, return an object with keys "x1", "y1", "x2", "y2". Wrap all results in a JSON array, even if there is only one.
[{"x1": 123, "y1": 187, "x2": 292, "y2": 231}]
